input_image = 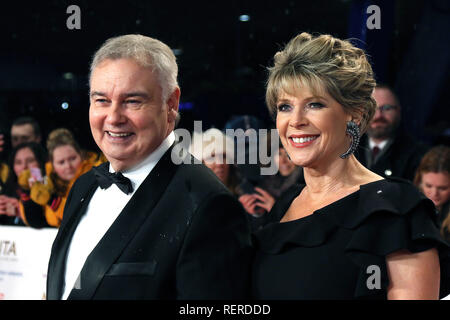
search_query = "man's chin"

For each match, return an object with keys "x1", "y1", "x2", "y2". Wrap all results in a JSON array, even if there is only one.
[
  {"x1": 368, "y1": 127, "x2": 391, "y2": 140},
  {"x1": 104, "y1": 154, "x2": 137, "y2": 171}
]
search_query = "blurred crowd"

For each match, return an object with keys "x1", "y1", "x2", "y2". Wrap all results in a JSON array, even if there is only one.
[
  {"x1": 0, "y1": 117, "x2": 106, "y2": 228},
  {"x1": 0, "y1": 84, "x2": 449, "y2": 243}
]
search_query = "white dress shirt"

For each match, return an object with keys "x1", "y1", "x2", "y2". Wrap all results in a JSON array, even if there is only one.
[
  {"x1": 62, "y1": 132, "x2": 175, "y2": 299},
  {"x1": 368, "y1": 138, "x2": 389, "y2": 153}
]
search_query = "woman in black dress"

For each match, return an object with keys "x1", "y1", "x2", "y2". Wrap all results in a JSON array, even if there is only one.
[{"x1": 252, "y1": 32, "x2": 449, "y2": 299}]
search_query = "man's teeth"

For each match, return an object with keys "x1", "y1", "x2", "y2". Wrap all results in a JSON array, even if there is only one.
[
  {"x1": 108, "y1": 132, "x2": 132, "y2": 137},
  {"x1": 292, "y1": 136, "x2": 318, "y2": 143}
]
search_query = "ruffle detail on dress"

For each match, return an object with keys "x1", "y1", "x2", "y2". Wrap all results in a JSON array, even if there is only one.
[
  {"x1": 252, "y1": 212, "x2": 338, "y2": 254},
  {"x1": 340, "y1": 178, "x2": 450, "y2": 298},
  {"x1": 253, "y1": 177, "x2": 450, "y2": 298}
]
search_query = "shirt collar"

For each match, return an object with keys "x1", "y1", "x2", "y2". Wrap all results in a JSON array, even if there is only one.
[
  {"x1": 368, "y1": 138, "x2": 389, "y2": 151},
  {"x1": 109, "y1": 131, "x2": 175, "y2": 192}
]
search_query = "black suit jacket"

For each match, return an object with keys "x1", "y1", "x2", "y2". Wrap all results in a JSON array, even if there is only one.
[
  {"x1": 46, "y1": 147, "x2": 253, "y2": 300},
  {"x1": 355, "y1": 132, "x2": 429, "y2": 181}
]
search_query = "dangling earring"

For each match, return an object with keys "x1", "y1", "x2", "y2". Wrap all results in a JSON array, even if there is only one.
[{"x1": 340, "y1": 121, "x2": 360, "y2": 159}]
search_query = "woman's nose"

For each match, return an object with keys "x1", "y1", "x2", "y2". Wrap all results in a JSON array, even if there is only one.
[{"x1": 289, "y1": 107, "x2": 307, "y2": 128}]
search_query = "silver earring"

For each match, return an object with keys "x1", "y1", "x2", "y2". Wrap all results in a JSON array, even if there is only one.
[{"x1": 340, "y1": 121, "x2": 360, "y2": 159}]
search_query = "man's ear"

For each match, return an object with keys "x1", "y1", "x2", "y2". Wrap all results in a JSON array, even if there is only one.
[{"x1": 167, "y1": 87, "x2": 181, "y2": 123}]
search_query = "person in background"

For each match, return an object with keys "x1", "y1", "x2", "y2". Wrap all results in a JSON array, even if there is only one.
[
  {"x1": 10, "y1": 116, "x2": 42, "y2": 148},
  {"x1": 252, "y1": 32, "x2": 449, "y2": 299},
  {"x1": 413, "y1": 145, "x2": 450, "y2": 299},
  {"x1": 190, "y1": 128, "x2": 241, "y2": 197},
  {"x1": 414, "y1": 145, "x2": 450, "y2": 241},
  {"x1": 0, "y1": 116, "x2": 42, "y2": 197},
  {"x1": 0, "y1": 142, "x2": 47, "y2": 226},
  {"x1": 355, "y1": 84, "x2": 428, "y2": 181},
  {"x1": 0, "y1": 121, "x2": 10, "y2": 187},
  {"x1": 239, "y1": 145, "x2": 304, "y2": 218},
  {"x1": 20, "y1": 128, "x2": 105, "y2": 228},
  {"x1": 0, "y1": 135, "x2": 10, "y2": 196}
]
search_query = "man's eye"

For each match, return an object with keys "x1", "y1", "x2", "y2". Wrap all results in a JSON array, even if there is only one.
[
  {"x1": 277, "y1": 104, "x2": 292, "y2": 112},
  {"x1": 95, "y1": 99, "x2": 108, "y2": 103},
  {"x1": 126, "y1": 100, "x2": 141, "y2": 105}
]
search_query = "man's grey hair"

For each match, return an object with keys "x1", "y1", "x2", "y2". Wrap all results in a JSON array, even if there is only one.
[{"x1": 89, "y1": 34, "x2": 179, "y2": 101}]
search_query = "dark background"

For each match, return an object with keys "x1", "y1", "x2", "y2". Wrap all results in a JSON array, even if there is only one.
[{"x1": 0, "y1": 0, "x2": 449, "y2": 156}]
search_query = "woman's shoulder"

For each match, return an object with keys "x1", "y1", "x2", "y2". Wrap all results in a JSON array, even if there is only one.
[
  {"x1": 253, "y1": 177, "x2": 444, "y2": 252},
  {"x1": 331, "y1": 177, "x2": 436, "y2": 229}
]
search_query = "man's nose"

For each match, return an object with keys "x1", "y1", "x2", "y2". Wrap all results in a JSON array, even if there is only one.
[
  {"x1": 106, "y1": 103, "x2": 126, "y2": 125},
  {"x1": 373, "y1": 107, "x2": 383, "y2": 118}
]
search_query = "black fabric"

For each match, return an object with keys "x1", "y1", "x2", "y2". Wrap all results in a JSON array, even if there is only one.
[
  {"x1": 47, "y1": 146, "x2": 253, "y2": 300},
  {"x1": 252, "y1": 177, "x2": 450, "y2": 300},
  {"x1": 21, "y1": 196, "x2": 50, "y2": 228},
  {"x1": 355, "y1": 133, "x2": 429, "y2": 181},
  {"x1": 92, "y1": 163, "x2": 133, "y2": 194}
]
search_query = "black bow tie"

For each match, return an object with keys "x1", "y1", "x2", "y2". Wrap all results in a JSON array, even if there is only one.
[{"x1": 92, "y1": 165, "x2": 133, "y2": 195}]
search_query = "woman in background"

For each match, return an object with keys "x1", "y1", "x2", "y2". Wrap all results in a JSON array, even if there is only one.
[
  {"x1": 190, "y1": 128, "x2": 240, "y2": 197},
  {"x1": 21, "y1": 128, "x2": 105, "y2": 227},
  {"x1": 239, "y1": 145, "x2": 303, "y2": 216},
  {"x1": 0, "y1": 142, "x2": 47, "y2": 226},
  {"x1": 414, "y1": 145, "x2": 450, "y2": 241}
]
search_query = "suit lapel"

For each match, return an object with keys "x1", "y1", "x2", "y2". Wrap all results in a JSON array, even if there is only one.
[
  {"x1": 68, "y1": 147, "x2": 180, "y2": 299},
  {"x1": 47, "y1": 170, "x2": 100, "y2": 300}
]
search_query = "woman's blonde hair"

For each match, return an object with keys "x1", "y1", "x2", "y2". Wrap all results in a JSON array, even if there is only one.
[
  {"x1": 414, "y1": 145, "x2": 450, "y2": 187},
  {"x1": 266, "y1": 32, "x2": 377, "y2": 134},
  {"x1": 46, "y1": 128, "x2": 82, "y2": 162},
  {"x1": 413, "y1": 145, "x2": 450, "y2": 239},
  {"x1": 46, "y1": 128, "x2": 83, "y2": 194}
]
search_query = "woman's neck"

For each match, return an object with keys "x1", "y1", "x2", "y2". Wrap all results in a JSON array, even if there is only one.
[{"x1": 302, "y1": 155, "x2": 378, "y2": 197}]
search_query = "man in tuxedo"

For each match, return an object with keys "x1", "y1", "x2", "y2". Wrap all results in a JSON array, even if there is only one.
[
  {"x1": 46, "y1": 34, "x2": 253, "y2": 300},
  {"x1": 356, "y1": 84, "x2": 428, "y2": 181}
]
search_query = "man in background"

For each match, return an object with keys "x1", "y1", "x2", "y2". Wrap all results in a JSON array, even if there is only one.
[
  {"x1": 356, "y1": 84, "x2": 428, "y2": 181},
  {"x1": 10, "y1": 116, "x2": 42, "y2": 148}
]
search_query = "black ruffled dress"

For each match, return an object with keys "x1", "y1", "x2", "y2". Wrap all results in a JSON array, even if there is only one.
[{"x1": 252, "y1": 178, "x2": 450, "y2": 299}]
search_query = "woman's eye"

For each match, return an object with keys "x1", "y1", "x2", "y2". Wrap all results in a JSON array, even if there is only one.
[
  {"x1": 277, "y1": 104, "x2": 292, "y2": 112},
  {"x1": 307, "y1": 102, "x2": 325, "y2": 109}
]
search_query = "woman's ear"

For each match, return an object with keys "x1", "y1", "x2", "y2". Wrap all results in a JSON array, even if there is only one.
[{"x1": 350, "y1": 109, "x2": 363, "y2": 127}]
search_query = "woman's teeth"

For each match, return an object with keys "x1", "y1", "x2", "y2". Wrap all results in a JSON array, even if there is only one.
[{"x1": 292, "y1": 136, "x2": 318, "y2": 143}]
